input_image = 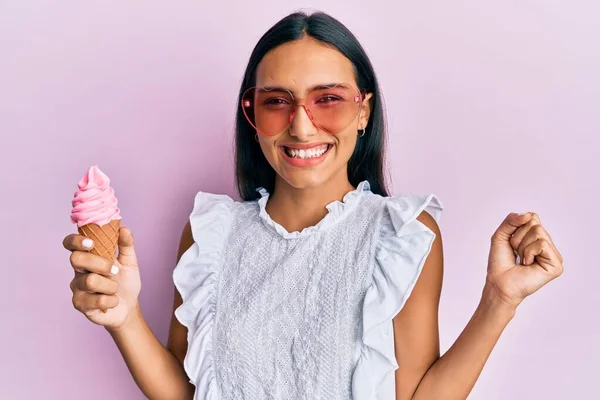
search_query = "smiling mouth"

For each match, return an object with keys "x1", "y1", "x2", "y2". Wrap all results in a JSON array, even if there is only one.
[{"x1": 281, "y1": 144, "x2": 332, "y2": 159}]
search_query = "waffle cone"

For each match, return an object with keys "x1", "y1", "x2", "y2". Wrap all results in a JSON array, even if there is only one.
[{"x1": 78, "y1": 219, "x2": 121, "y2": 262}]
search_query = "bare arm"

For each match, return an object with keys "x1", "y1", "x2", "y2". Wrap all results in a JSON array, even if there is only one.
[
  {"x1": 410, "y1": 286, "x2": 515, "y2": 399},
  {"x1": 393, "y1": 211, "x2": 516, "y2": 400},
  {"x1": 393, "y1": 210, "x2": 443, "y2": 399},
  {"x1": 106, "y1": 222, "x2": 195, "y2": 400}
]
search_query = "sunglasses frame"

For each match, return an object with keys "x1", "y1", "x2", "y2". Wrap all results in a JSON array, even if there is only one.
[{"x1": 241, "y1": 83, "x2": 367, "y2": 136}]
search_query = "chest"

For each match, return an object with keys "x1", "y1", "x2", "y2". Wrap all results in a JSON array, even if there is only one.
[
  {"x1": 215, "y1": 209, "x2": 380, "y2": 323},
  {"x1": 211, "y1": 207, "x2": 383, "y2": 397}
]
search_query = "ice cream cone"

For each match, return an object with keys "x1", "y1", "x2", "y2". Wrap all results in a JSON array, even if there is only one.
[
  {"x1": 71, "y1": 165, "x2": 122, "y2": 264},
  {"x1": 78, "y1": 219, "x2": 121, "y2": 262}
]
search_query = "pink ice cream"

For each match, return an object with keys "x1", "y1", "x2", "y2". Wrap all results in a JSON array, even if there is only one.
[{"x1": 70, "y1": 165, "x2": 121, "y2": 227}]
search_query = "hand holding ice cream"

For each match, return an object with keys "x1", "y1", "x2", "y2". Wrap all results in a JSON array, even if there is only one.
[{"x1": 64, "y1": 165, "x2": 141, "y2": 328}]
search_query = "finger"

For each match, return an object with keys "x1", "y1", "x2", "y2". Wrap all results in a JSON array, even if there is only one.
[
  {"x1": 517, "y1": 224, "x2": 562, "y2": 265},
  {"x1": 532, "y1": 222, "x2": 563, "y2": 263},
  {"x1": 71, "y1": 273, "x2": 119, "y2": 295},
  {"x1": 72, "y1": 292, "x2": 119, "y2": 314},
  {"x1": 70, "y1": 250, "x2": 119, "y2": 276},
  {"x1": 117, "y1": 226, "x2": 139, "y2": 268},
  {"x1": 63, "y1": 234, "x2": 95, "y2": 252},
  {"x1": 510, "y1": 212, "x2": 541, "y2": 254},
  {"x1": 514, "y1": 221, "x2": 541, "y2": 264},
  {"x1": 491, "y1": 212, "x2": 533, "y2": 244},
  {"x1": 522, "y1": 239, "x2": 563, "y2": 275}
]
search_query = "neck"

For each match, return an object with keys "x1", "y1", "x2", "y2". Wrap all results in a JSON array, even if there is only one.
[{"x1": 266, "y1": 171, "x2": 355, "y2": 233}]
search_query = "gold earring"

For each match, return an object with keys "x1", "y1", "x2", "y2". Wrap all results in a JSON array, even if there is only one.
[{"x1": 357, "y1": 128, "x2": 366, "y2": 137}]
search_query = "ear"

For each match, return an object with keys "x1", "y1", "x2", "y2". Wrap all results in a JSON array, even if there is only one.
[{"x1": 358, "y1": 92, "x2": 374, "y2": 129}]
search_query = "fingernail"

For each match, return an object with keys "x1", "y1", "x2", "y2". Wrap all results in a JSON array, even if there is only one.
[
  {"x1": 82, "y1": 238, "x2": 94, "y2": 249},
  {"x1": 517, "y1": 212, "x2": 529, "y2": 216},
  {"x1": 110, "y1": 265, "x2": 119, "y2": 275}
]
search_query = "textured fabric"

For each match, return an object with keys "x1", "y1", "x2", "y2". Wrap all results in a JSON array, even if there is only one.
[{"x1": 172, "y1": 181, "x2": 443, "y2": 400}]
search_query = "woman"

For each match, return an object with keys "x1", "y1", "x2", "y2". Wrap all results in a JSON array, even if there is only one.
[{"x1": 63, "y1": 11, "x2": 564, "y2": 400}]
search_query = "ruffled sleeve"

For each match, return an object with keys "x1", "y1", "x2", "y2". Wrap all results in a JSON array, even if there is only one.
[
  {"x1": 172, "y1": 191, "x2": 235, "y2": 399},
  {"x1": 352, "y1": 193, "x2": 444, "y2": 400}
]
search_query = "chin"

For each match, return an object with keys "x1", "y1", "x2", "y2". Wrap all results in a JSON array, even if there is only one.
[{"x1": 279, "y1": 170, "x2": 331, "y2": 190}]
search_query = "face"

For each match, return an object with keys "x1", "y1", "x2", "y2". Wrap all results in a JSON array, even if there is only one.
[{"x1": 252, "y1": 36, "x2": 372, "y2": 190}]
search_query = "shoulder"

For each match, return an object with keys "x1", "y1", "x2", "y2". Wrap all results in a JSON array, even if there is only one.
[
  {"x1": 416, "y1": 208, "x2": 442, "y2": 237},
  {"x1": 176, "y1": 189, "x2": 259, "y2": 259},
  {"x1": 186, "y1": 190, "x2": 251, "y2": 239},
  {"x1": 364, "y1": 190, "x2": 443, "y2": 237},
  {"x1": 191, "y1": 190, "x2": 239, "y2": 214}
]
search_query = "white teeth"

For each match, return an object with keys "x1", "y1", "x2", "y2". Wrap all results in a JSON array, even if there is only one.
[{"x1": 285, "y1": 145, "x2": 329, "y2": 159}]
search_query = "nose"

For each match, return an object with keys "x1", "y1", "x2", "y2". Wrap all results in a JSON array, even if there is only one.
[{"x1": 288, "y1": 104, "x2": 317, "y2": 140}]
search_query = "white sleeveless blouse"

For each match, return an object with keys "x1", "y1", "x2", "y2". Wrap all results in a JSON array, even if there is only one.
[{"x1": 172, "y1": 181, "x2": 443, "y2": 400}]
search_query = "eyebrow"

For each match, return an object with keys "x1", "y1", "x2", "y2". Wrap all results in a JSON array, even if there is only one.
[{"x1": 258, "y1": 83, "x2": 350, "y2": 94}]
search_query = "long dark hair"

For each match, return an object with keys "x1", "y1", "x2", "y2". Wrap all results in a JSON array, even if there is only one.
[{"x1": 234, "y1": 11, "x2": 389, "y2": 200}]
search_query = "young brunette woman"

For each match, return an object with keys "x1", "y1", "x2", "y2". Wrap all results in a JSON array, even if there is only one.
[{"x1": 63, "y1": 11, "x2": 564, "y2": 400}]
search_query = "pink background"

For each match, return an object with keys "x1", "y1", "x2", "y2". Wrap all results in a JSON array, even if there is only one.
[{"x1": 1, "y1": 1, "x2": 598, "y2": 399}]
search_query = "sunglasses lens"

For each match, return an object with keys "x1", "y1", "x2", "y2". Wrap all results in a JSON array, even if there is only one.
[
  {"x1": 242, "y1": 87, "x2": 294, "y2": 136},
  {"x1": 241, "y1": 85, "x2": 362, "y2": 136},
  {"x1": 306, "y1": 85, "x2": 361, "y2": 134}
]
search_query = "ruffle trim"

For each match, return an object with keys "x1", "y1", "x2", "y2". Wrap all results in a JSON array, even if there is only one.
[
  {"x1": 172, "y1": 191, "x2": 235, "y2": 399},
  {"x1": 352, "y1": 193, "x2": 444, "y2": 400},
  {"x1": 255, "y1": 180, "x2": 371, "y2": 239}
]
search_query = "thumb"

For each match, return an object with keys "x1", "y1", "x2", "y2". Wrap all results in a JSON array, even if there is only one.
[
  {"x1": 492, "y1": 212, "x2": 532, "y2": 243},
  {"x1": 117, "y1": 226, "x2": 138, "y2": 267}
]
